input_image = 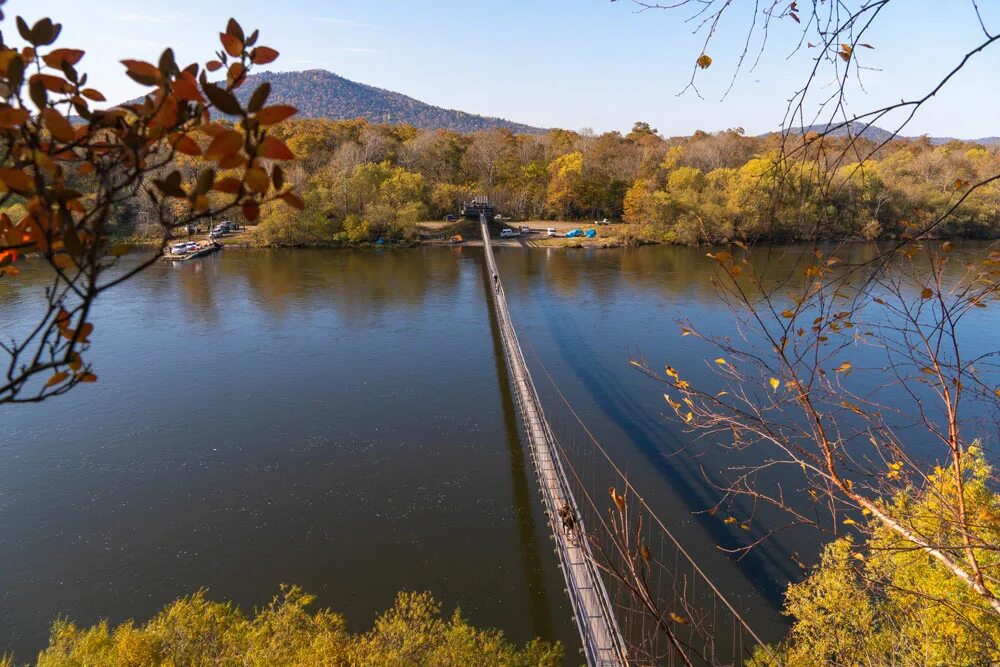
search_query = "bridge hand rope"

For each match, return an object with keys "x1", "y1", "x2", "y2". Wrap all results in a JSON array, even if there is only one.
[
  {"x1": 479, "y1": 216, "x2": 629, "y2": 667},
  {"x1": 479, "y1": 216, "x2": 769, "y2": 667},
  {"x1": 526, "y1": 343, "x2": 772, "y2": 666}
]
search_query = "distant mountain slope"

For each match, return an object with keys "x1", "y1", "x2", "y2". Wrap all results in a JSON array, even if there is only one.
[
  {"x1": 229, "y1": 69, "x2": 544, "y2": 133},
  {"x1": 774, "y1": 121, "x2": 999, "y2": 145}
]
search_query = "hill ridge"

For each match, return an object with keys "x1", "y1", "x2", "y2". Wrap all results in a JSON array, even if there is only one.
[{"x1": 230, "y1": 69, "x2": 545, "y2": 134}]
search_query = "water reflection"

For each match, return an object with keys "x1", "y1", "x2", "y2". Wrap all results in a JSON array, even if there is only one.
[
  {"x1": 482, "y1": 262, "x2": 557, "y2": 642},
  {"x1": 1, "y1": 241, "x2": 995, "y2": 659}
]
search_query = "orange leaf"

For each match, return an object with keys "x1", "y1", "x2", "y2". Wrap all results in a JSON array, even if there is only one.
[
  {"x1": 171, "y1": 133, "x2": 202, "y2": 157},
  {"x1": 212, "y1": 177, "x2": 242, "y2": 194},
  {"x1": 42, "y1": 109, "x2": 76, "y2": 143},
  {"x1": 245, "y1": 167, "x2": 269, "y2": 193},
  {"x1": 252, "y1": 47, "x2": 279, "y2": 65},
  {"x1": 81, "y1": 88, "x2": 106, "y2": 102},
  {"x1": 151, "y1": 95, "x2": 179, "y2": 128},
  {"x1": 920, "y1": 288, "x2": 933, "y2": 299},
  {"x1": 42, "y1": 48, "x2": 84, "y2": 69},
  {"x1": 219, "y1": 33, "x2": 243, "y2": 57},
  {"x1": 172, "y1": 73, "x2": 204, "y2": 103},
  {"x1": 227, "y1": 62, "x2": 245, "y2": 85},
  {"x1": 0, "y1": 168, "x2": 34, "y2": 193},
  {"x1": 0, "y1": 106, "x2": 29, "y2": 128},
  {"x1": 77, "y1": 322, "x2": 94, "y2": 343},
  {"x1": 217, "y1": 154, "x2": 247, "y2": 170},
  {"x1": 256, "y1": 105, "x2": 296, "y2": 126},
  {"x1": 76, "y1": 372, "x2": 97, "y2": 383},
  {"x1": 280, "y1": 191, "x2": 305, "y2": 210},
  {"x1": 258, "y1": 136, "x2": 294, "y2": 160},
  {"x1": 45, "y1": 371, "x2": 69, "y2": 388},
  {"x1": 204, "y1": 130, "x2": 244, "y2": 162},
  {"x1": 30, "y1": 73, "x2": 71, "y2": 94},
  {"x1": 120, "y1": 59, "x2": 160, "y2": 79},
  {"x1": 199, "y1": 123, "x2": 229, "y2": 138}
]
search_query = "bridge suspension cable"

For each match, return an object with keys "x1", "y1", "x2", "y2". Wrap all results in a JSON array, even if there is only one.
[
  {"x1": 479, "y1": 216, "x2": 629, "y2": 667},
  {"x1": 479, "y1": 216, "x2": 770, "y2": 666}
]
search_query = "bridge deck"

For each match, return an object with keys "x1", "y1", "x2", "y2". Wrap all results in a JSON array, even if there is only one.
[{"x1": 480, "y1": 219, "x2": 628, "y2": 667}]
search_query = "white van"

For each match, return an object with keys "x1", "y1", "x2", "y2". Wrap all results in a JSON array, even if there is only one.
[{"x1": 546, "y1": 227, "x2": 557, "y2": 237}]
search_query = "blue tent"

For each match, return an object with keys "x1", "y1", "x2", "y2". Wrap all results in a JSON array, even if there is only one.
[
  {"x1": 585, "y1": 229, "x2": 597, "y2": 238},
  {"x1": 565, "y1": 229, "x2": 583, "y2": 238}
]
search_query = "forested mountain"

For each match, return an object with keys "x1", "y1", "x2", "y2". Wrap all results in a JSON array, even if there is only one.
[
  {"x1": 783, "y1": 121, "x2": 1000, "y2": 146},
  {"x1": 229, "y1": 69, "x2": 545, "y2": 133}
]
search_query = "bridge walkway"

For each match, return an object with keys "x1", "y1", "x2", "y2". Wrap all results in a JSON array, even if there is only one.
[{"x1": 479, "y1": 217, "x2": 628, "y2": 667}]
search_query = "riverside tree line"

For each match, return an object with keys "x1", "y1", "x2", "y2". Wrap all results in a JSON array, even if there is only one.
[
  {"x1": 97, "y1": 119, "x2": 999, "y2": 247},
  {"x1": 8, "y1": 117, "x2": 997, "y2": 248}
]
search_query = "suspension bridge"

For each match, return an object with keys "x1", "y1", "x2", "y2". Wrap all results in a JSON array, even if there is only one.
[{"x1": 476, "y1": 211, "x2": 770, "y2": 667}]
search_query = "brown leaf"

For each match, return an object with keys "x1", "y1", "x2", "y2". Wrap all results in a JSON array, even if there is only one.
[
  {"x1": 696, "y1": 53, "x2": 712, "y2": 69},
  {"x1": 202, "y1": 82, "x2": 242, "y2": 116},
  {"x1": 242, "y1": 201, "x2": 260, "y2": 222},
  {"x1": 42, "y1": 48, "x2": 84, "y2": 69},
  {"x1": 42, "y1": 109, "x2": 76, "y2": 143}
]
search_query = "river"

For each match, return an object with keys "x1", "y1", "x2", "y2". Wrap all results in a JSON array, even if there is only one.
[{"x1": 1, "y1": 243, "x2": 996, "y2": 660}]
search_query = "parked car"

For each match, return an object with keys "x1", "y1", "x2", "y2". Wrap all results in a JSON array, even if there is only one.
[
  {"x1": 499, "y1": 228, "x2": 518, "y2": 238},
  {"x1": 565, "y1": 229, "x2": 584, "y2": 238},
  {"x1": 209, "y1": 229, "x2": 224, "y2": 239},
  {"x1": 444, "y1": 214, "x2": 457, "y2": 222},
  {"x1": 596, "y1": 218, "x2": 611, "y2": 225},
  {"x1": 170, "y1": 242, "x2": 189, "y2": 255},
  {"x1": 546, "y1": 227, "x2": 557, "y2": 237}
]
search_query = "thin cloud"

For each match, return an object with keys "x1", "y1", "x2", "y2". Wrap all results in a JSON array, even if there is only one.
[
  {"x1": 316, "y1": 18, "x2": 380, "y2": 29},
  {"x1": 341, "y1": 47, "x2": 383, "y2": 55}
]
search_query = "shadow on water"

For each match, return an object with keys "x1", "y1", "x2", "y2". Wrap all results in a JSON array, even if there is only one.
[
  {"x1": 533, "y1": 295, "x2": 800, "y2": 614},
  {"x1": 478, "y1": 250, "x2": 557, "y2": 642}
]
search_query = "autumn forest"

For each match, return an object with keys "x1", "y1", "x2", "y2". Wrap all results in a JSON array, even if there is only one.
[{"x1": 91, "y1": 117, "x2": 1000, "y2": 248}]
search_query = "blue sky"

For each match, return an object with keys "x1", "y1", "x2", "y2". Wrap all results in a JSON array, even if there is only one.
[{"x1": 22, "y1": 1, "x2": 1000, "y2": 138}]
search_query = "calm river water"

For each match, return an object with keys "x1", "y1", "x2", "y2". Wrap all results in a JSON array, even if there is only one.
[{"x1": 1, "y1": 243, "x2": 996, "y2": 660}]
